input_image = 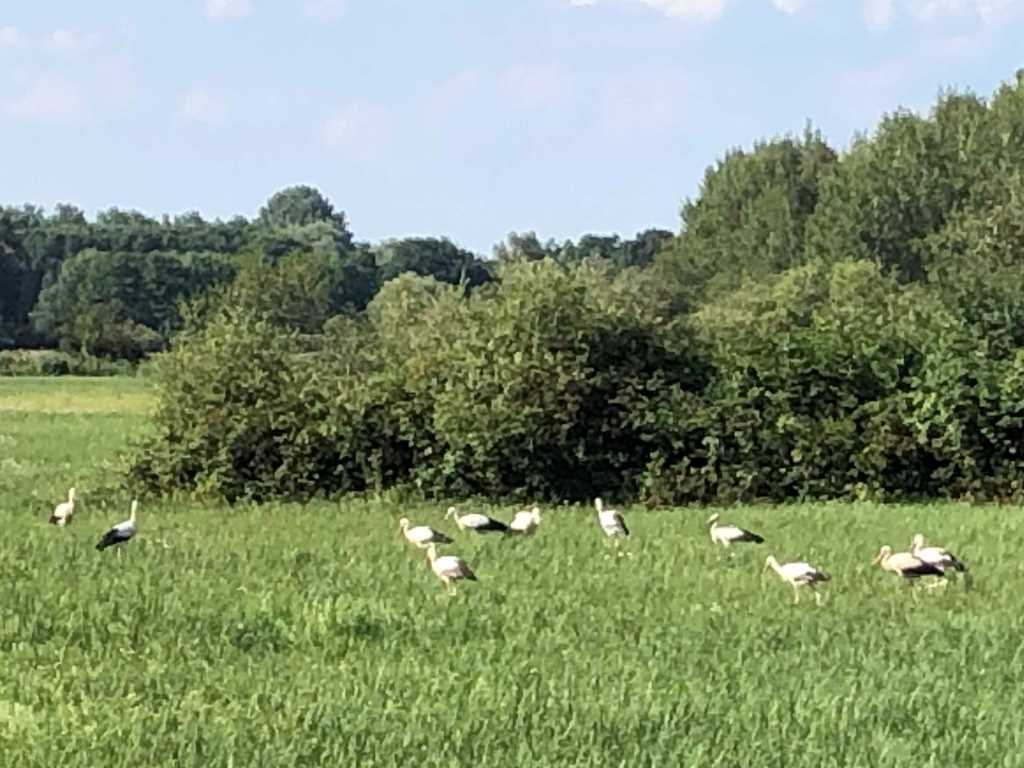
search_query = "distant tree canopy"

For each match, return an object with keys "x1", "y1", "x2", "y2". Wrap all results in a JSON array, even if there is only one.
[
  {"x1": 123, "y1": 70, "x2": 1024, "y2": 505},
  {"x1": 32, "y1": 249, "x2": 235, "y2": 360},
  {"x1": 0, "y1": 186, "x2": 508, "y2": 354},
  {"x1": 0, "y1": 176, "x2": 682, "y2": 356},
  {"x1": 494, "y1": 228, "x2": 673, "y2": 271}
]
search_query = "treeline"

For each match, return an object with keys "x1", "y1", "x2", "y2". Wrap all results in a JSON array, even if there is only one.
[
  {"x1": 120, "y1": 70, "x2": 1024, "y2": 503},
  {"x1": 0, "y1": 186, "x2": 669, "y2": 361}
]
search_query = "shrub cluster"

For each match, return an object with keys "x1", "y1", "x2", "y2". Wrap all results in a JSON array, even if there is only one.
[
  {"x1": 127, "y1": 72, "x2": 1024, "y2": 504},
  {"x1": 128, "y1": 255, "x2": 1024, "y2": 504}
]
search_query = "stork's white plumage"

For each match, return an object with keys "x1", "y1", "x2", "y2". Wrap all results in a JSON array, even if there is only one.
[
  {"x1": 444, "y1": 506, "x2": 509, "y2": 533},
  {"x1": 49, "y1": 487, "x2": 76, "y2": 527},
  {"x1": 708, "y1": 513, "x2": 764, "y2": 548},
  {"x1": 595, "y1": 498, "x2": 629, "y2": 539},
  {"x1": 425, "y1": 543, "x2": 478, "y2": 594},
  {"x1": 96, "y1": 500, "x2": 139, "y2": 551},
  {"x1": 508, "y1": 505, "x2": 542, "y2": 536},
  {"x1": 398, "y1": 517, "x2": 453, "y2": 549},
  {"x1": 763, "y1": 555, "x2": 831, "y2": 604},
  {"x1": 910, "y1": 533, "x2": 966, "y2": 573},
  {"x1": 872, "y1": 545, "x2": 945, "y2": 582}
]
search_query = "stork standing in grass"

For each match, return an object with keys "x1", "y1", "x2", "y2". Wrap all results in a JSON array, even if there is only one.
[
  {"x1": 594, "y1": 498, "x2": 629, "y2": 553},
  {"x1": 444, "y1": 506, "x2": 509, "y2": 534},
  {"x1": 508, "y1": 505, "x2": 542, "y2": 536},
  {"x1": 708, "y1": 513, "x2": 764, "y2": 549},
  {"x1": 872, "y1": 545, "x2": 945, "y2": 588},
  {"x1": 763, "y1": 555, "x2": 831, "y2": 605},
  {"x1": 398, "y1": 517, "x2": 453, "y2": 549},
  {"x1": 910, "y1": 533, "x2": 967, "y2": 574},
  {"x1": 49, "y1": 487, "x2": 76, "y2": 527},
  {"x1": 96, "y1": 500, "x2": 139, "y2": 554},
  {"x1": 425, "y1": 543, "x2": 477, "y2": 595}
]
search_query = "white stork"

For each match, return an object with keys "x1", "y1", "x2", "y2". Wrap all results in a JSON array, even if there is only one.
[
  {"x1": 398, "y1": 517, "x2": 453, "y2": 549},
  {"x1": 872, "y1": 545, "x2": 945, "y2": 585},
  {"x1": 96, "y1": 500, "x2": 139, "y2": 552},
  {"x1": 595, "y1": 498, "x2": 629, "y2": 540},
  {"x1": 49, "y1": 487, "x2": 76, "y2": 527},
  {"x1": 444, "y1": 506, "x2": 509, "y2": 533},
  {"x1": 910, "y1": 533, "x2": 967, "y2": 574},
  {"x1": 425, "y1": 543, "x2": 478, "y2": 595},
  {"x1": 508, "y1": 505, "x2": 542, "y2": 536},
  {"x1": 763, "y1": 555, "x2": 831, "y2": 605},
  {"x1": 708, "y1": 513, "x2": 764, "y2": 548}
]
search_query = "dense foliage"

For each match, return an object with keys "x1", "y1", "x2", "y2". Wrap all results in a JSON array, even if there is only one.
[
  {"x1": 0, "y1": 186, "x2": 501, "y2": 355},
  {"x1": 15, "y1": 70, "x2": 1024, "y2": 503}
]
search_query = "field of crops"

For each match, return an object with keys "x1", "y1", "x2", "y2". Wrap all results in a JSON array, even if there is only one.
[{"x1": 2, "y1": 377, "x2": 1024, "y2": 766}]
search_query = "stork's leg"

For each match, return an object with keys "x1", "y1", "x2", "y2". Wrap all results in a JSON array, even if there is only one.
[
  {"x1": 813, "y1": 590, "x2": 823, "y2": 606},
  {"x1": 792, "y1": 586, "x2": 800, "y2": 605},
  {"x1": 909, "y1": 580, "x2": 922, "y2": 603}
]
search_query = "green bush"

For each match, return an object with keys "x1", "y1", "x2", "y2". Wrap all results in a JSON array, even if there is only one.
[
  {"x1": 637, "y1": 260, "x2": 972, "y2": 503},
  {"x1": 387, "y1": 262, "x2": 707, "y2": 499},
  {"x1": 129, "y1": 262, "x2": 710, "y2": 502}
]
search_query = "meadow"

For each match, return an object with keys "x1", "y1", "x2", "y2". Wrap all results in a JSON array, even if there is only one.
[{"x1": 2, "y1": 378, "x2": 1024, "y2": 766}]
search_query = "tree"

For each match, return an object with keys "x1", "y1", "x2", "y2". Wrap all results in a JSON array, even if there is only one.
[
  {"x1": 655, "y1": 126, "x2": 836, "y2": 308},
  {"x1": 32, "y1": 249, "x2": 232, "y2": 359},
  {"x1": 492, "y1": 231, "x2": 555, "y2": 263},
  {"x1": 257, "y1": 185, "x2": 354, "y2": 249},
  {"x1": 806, "y1": 91, "x2": 988, "y2": 281},
  {"x1": 373, "y1": 237, "x2": 492, "y2": 287}
]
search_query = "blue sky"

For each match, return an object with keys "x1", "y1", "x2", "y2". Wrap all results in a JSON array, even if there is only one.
[{"x1": 1, "y1": 1, "x2": 1022, "y2": 255}]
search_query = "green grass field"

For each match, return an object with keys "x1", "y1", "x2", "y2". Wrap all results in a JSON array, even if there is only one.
[{"x1": 2, "y1": 377, "x2": 1024, "y2": 766}]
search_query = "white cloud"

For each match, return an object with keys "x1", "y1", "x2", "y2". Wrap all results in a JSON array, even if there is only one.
[
  {"x1": 0, "y1": 25, "x2": 28, "y2": 49},
  {"x1": 423, "y1": 69, "x2": 482, "y2": 125},
  {"x1": 500, "y1": 64, "x2": 575, "y2": 110},
  {"x1": 565, "y1": 0, "x2": 727, "y2": 20},
  {"x1": 643, "y1": 0, "x2": 724, "y2": 17},
  {"x1": 861, "y1": 0, "x2": 1020, "y2": 29},
  {"x1": 862, "y1": 0, "x2": 895, "y2": 28},
  {"x1": 637, "y1": 0, "x2": 727, "y2": 19},
  {"x1": 569, "y1": 0, "x2": 1017, "y2": 24},
  {"x1": 2, "y1": 72, "x2": 87, "y2": 124},
  {"x1": 910, "y1": 0, "x2": 1021, "y2": 22},
  {"x1": 772, "y1": 0, "x2": 806, "y2": 12},
  {"x1": 44, "y1": 29, "x2": 101, "y2": 54},
  {"x1": 205, "y1": 0, "x2": 253, "y2": 20},
  {"x1": 94, "y1": 53, "x2": 140, "y2": 111},
  {"x1": 179, "y1": 86, "x2": 228, "y2": 125},
  {"x1": 600, "y1": 69, "x2": 689, "y2": 140},
  {"x1": 320, "y1": 102, "x2": 391, "y2": 157},
  {"x1": 304, "y1": 0, "x2": 346, "y2": 21}
]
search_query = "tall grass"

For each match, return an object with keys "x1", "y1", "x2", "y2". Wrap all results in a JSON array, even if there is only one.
[{"x1": 1, "y1": 378, "x2": 1023, "y2": 766}]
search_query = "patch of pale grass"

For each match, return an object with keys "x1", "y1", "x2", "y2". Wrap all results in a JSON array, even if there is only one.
[{"x1": 0, "y1": 376, "x2": 155, "y2": 415}]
